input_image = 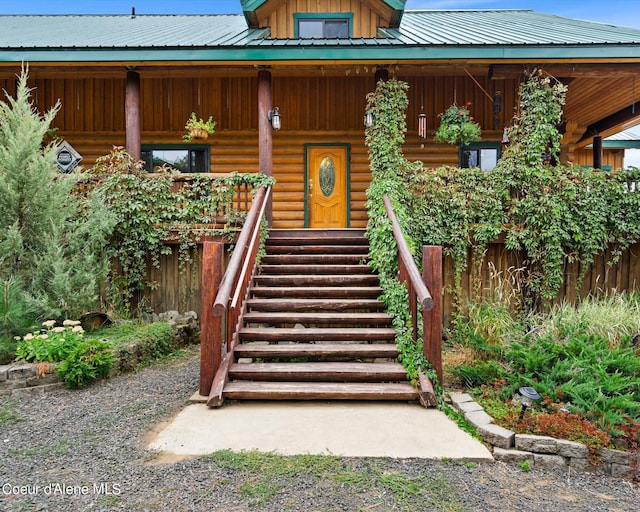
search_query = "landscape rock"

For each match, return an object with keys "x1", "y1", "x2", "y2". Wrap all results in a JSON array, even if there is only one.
[
  {"x1": 515, "y1": 434, "x2": 558, "y2": 454},
  {"x1": 478, "y1": 424, "x2": 515, "y2": 449}
]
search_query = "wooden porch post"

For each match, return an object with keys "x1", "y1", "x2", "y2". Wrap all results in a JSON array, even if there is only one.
[
  {"x1": 125, "y1": 69, "x2": 141, "y2": 161},
  {"x1": 199, "y1": 241, "x2": 225, "y2": 396},
  {"x1": 593, "y1": 135, "x2": 603, "y2": 169},
  {"x1": 258, "y1": 68, "x2": 273, "y2": 226},
  {"x1": 422, "y1": 245, "x2": 443, "y2": 385}
]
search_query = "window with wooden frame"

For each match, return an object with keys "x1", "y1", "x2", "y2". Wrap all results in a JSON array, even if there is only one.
[
  {"x1": 294, "y1": 13, "x2": 352, "y2": 39},
  {"x1": 459, "y1": 142, "x2": 502, "y2": 171},
  {"x1": 141, "y1": 145, "x2": 209, "y2": 173}
]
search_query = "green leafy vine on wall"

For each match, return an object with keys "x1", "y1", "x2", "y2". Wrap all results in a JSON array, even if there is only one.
[
  {"x1": 364, "y1": 79, "x2": 439, "y2": 389},
  {"x1": 79, "y1": 147, "x2": 274, "y2": 310}
]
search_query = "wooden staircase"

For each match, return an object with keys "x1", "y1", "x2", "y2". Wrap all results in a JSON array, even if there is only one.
[{"x1": 220, "y1": 228, "x2": 420, "y2": 403}]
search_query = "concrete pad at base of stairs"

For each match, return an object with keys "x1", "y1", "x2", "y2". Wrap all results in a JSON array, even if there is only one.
[{"x1": 148, "y1": 401, "x2": 493, "y2": 461}]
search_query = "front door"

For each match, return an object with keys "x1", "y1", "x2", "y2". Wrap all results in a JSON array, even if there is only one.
[{"x1": 305, "y1": 144, "x2": 349, "y2": 228}]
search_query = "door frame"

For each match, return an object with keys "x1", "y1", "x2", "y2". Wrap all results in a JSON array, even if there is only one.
[{"x1": 303, "y1": 143, "x2": 351, "y2": 228}]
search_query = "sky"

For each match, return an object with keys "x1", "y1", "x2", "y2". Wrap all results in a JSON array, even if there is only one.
[{"x1": 0, "y1": 0, "x2": 639, "y2": 29}]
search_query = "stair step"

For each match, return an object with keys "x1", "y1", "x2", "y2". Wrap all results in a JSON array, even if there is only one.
[
  {"x1": 268, "y1": 229, "x2": 366, "y2": 245},
  {"x1": 254, "y1": 275, "x2": 379, "y2": 287},
  {"x1": 259, "y1": 264, "x2": 373, "y2": 275},
  {"x1": 234, "y1": 343, "x2": 399, "y2": 359},
  {"x1": 265, "y1": 245, "x2": 369, "y2": 255},
  {"x1": 239, "y1": 327, "x2": 397, "y2": 343},
  {"x1": 246, "y1": 298, "x2": 386, "y2": 312},
  {"x1": 223, "y1": 381, "x2": 418, "y2": 401},
  {"x1": 229, "y1": 362, "x2": 407, "y2": 382},
  {"x1": 243, "y1": 311, "x2": 393, "y2": 326},
  {"x1": 261, "y1": 254, "x2": 365, "y2": 265},
  {"x1": 251, "y1": 286, "x2": 383, "y2": 299}
]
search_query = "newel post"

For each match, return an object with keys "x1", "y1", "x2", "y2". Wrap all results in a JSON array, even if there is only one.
[
  {"x1": 422, "y1": 245, "x2": 443, "y2": 385},
  {"x1": 199, "y1": 241, "x2": 225, "y2": 396}
]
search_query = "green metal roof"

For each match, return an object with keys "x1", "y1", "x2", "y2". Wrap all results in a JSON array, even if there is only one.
[{"x1": 0, "y1": 10, "x2": 639, "y2": 63}]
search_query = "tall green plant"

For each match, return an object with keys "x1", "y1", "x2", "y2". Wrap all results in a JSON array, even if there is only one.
[
  {"x1": 0, "y1": 68, "x2": 113, "y2": 320},
  {"x1": 364, "y1": 79, "x2": 437, "y2": 386}
]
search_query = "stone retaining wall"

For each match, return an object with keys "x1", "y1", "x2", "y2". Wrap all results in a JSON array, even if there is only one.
[
  {"x1": 1, "y1": 311, "x2": 199, "y2": 398},
  {"x1": 450, "y1": 392, "x2": 638, "y2": 479}
]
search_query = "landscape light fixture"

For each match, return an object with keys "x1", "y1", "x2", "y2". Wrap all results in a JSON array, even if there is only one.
[
  {"x1": 268, "y1": 107, "x2": 281, "y2": 131},
  {"x1": 516, "y1": 386, "x2": 541, "y2": 422}
]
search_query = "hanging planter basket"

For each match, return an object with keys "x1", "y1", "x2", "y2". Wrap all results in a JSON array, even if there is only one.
[
  {"x1": 434, "y1": 102, "x2": 481, "y2": 146},
  {"x1": 189, "y1": 127, "x2": 210, "y2": 140}
]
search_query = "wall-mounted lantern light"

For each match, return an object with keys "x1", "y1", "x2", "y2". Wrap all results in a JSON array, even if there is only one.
[
  {"x1": 268, "y1": 107, "x2": 281, "y2": 131},
  {"x1": 501, "y1": 126, "x2": 510, "y2": 144},
  {"x1": 364, "y1": 112, "x2": 373, "y2": 128}
]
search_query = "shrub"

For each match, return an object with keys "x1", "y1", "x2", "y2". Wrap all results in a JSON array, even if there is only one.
[
  {"x1": 15, "y1": 320, "x2": 86, "y2": 363},
  {"x1": 0, "y1": 68, "x2": 113, "y2": 319},
  {"x1": 57, "y1": 338, "x2": 114, "y2": 388}
]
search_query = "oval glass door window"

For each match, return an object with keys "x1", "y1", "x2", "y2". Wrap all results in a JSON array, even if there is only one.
[{"x1": 319, "y1": 157, "x2": 336, "y2": 197}]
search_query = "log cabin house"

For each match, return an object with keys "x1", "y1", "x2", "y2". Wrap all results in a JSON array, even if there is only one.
[
  {"x1": 2, "y1": 1, "x2": 640, "y2": 403},
  {"x1": 1, "y1": 0, "x2": 640, "y2": 229}
]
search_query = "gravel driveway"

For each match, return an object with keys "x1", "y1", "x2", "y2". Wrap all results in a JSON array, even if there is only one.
[{"x1": 1, "y1": 348, "x2": 638, "y2": 511}]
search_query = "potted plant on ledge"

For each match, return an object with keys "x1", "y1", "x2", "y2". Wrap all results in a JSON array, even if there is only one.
[
  {"x1": 434, "y1": 101, "x2": 481, "y2": 146},
  {"x1": 183, "y1": 112, "x2": 216, "y2": 142}
]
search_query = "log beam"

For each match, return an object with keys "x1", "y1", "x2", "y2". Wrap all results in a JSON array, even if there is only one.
[
  {"x1": 258, "y1": 68, "x2": 273, "y2": 225},
  {"x1": 593, "y1": 135, "x2": 603, "y2": 169},
  {"x1": 125, "y1": 69, "x2": 141, "y2": 161},
  {"x1": 489, "y1": 63, "x2": 640, "y2": 80},
  {"x1": 577, "y1": 103, "x2": 640, "y2": 144}
]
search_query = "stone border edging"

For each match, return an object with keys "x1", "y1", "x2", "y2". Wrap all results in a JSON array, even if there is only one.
[
  {"x1": 450, "y1": 392, "x2": 638, "y2": 479},
  {"x1": 1, "y1": 311, "x2": 200, "y2": 399}
]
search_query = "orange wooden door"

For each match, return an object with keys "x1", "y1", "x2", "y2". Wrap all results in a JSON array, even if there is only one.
[{"x1": 306, "y1": 145, "x2": 349, "y2": 228}]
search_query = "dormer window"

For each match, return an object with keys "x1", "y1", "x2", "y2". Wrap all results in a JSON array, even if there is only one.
[{"x1": 294, "y1": 13, "x2": 352, "y2": 39}]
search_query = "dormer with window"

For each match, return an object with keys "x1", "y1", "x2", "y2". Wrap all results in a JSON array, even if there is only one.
[{"x1": 241, "y1": 0, "x2": 405, "y2": 39}]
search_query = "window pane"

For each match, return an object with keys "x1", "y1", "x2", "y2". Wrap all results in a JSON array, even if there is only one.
[
  {"x1": 462, "y1": 149, "x2": 478, "y2": 168},
  {"x1": 152, "y1": 150, "x2": 189, "y2": 173},
  {"x1": 190, "y1": 150, "x2": 207, "y2": 173},
  {"x1": 298, "y1": 20, "x2": 323, "y2": 38},
  {"x1": 325, "y1": 20, "x2": 348, "y2": 38},
  {"x1": 480, "y1": 149, "x2": 498, "y2": 171}
]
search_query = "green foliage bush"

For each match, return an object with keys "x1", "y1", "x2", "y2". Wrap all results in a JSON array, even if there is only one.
[
  {"x1": 83, "y1": 148, "x2": 274, "y2": 309},
  {"x1": 15, "y1": 321, "x2": 85, "y2": 362},
  {"x1": 57, "y1": 338, "x2": 114, "y2": 389},
  {"x1": 98, "y1": 321, "x2": 176, "y2": 373},
  {"x1": 405, "y1": 70, "x2": 640, "y2": 311},
  {"x1": 453, "y1": 292, "x2": 640, "y2": 441},
  {"x1": 0, "y1": 68, "x2": 114, "y2": 322}
]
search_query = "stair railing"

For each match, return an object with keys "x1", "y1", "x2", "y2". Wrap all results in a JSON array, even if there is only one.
[
  {"x1": 200, "y1": 185, "x2": 272, "y2": 404},
  {"x1": 382, "y1": 195, "x2": 443, "y2": 389}
]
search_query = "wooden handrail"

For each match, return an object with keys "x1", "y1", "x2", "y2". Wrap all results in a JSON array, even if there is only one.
[
  {"x1": 200, "y1": 186, "x2": 271, "y2": 398},
  {"x1": 383, "y1": 195, "x2": 433, "y2": 311},
  {"x1": 382, "y1": 194, "x2": 443, "y2": 388},
  {"x1": 213, "y1": 185, "x2": 270, "y2": 317}
]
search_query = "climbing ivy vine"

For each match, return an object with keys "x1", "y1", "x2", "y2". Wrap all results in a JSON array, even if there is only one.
[{"x1": 81, "y1": 147, "x2": 274, "y2": 311}]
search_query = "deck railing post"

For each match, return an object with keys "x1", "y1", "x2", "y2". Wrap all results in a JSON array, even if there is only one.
[
  {"x1": 199, "y1": 241, "x2": 225, "y2": 396},
  {"x1": 422, "y1": 245, "x2": 443, "y2": 384}
]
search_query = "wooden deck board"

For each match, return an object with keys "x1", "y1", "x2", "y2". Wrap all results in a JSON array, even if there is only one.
[
  {"x1": 234, "y1": 343, "x2": 399, "y2": 359},
  {"x1": 229, "y1": 362, "x2": 407, "y2": 381}
]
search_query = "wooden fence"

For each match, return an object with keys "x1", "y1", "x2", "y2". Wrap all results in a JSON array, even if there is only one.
[
  {"x1": 141, "y1": 239, "x2": 640, "y2": 328},
  {"x1": 443, "y1": 241, "x2": 640, "y2": 326}
]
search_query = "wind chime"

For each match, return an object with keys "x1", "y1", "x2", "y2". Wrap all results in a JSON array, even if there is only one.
[{"x1": 418, "y1": 86, "x2": 427, "y2": 148}]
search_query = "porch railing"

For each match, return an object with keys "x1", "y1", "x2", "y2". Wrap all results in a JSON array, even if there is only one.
[
  {"x1": 199, "y1": 185, "x2": 272, "y2": 405},
  {"x1": 382, "y1": 195, "x2": 443, "y2": 391}
]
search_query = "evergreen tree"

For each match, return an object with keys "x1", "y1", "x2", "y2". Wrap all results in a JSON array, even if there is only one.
[{"x1": 0, "y1": 68, "x2": 114, "y2": 322}]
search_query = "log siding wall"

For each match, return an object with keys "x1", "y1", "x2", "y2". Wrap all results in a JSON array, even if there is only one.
[{"x1": 4, "y1": 73, "x2": 514, "y2": 229}]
